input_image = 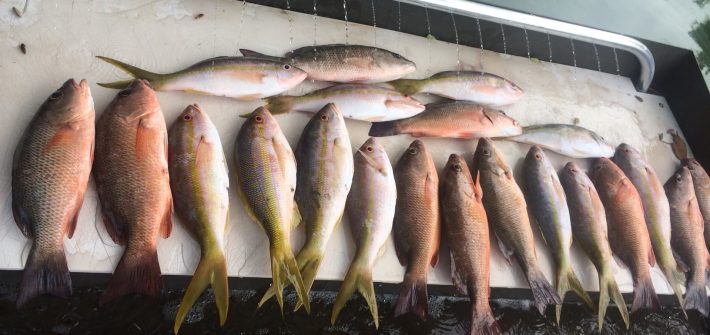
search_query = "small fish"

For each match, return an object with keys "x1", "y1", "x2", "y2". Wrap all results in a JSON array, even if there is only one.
[
  {"x1": 471, "y1": 138, "x2": 561, "y2": 315},
  {"x1": 559, "y1": 162, "x2": 629, "y2": 330},
  {"x1": 258, "y1": 103, "x2": 354, "y2": 310},
  {"x1": 240, "y1": 44, "x2": 416, "y2": 83},
  {"x1": 440, "y1": 154, "x2": 502, "y2": 335},
  {"x1": 506, "y1": 124, "x2": 614, "y2": 158},
  {"x1": 233, "y1": 107, "x2": 309, "y2": 313},
  {"x1": 168, "y1": 104, "x2": 230, "y2": 333},
  {"x1": 369, "y1": 101, "x2": 521, "y2": 138},
  {"x1": 94, "y1": 79, "x2": 174, "y2": 304},
  {"x1": 332, "y1": 138, "x2": 396, "y2": 328},
  {"x1": 522, "y1": 146, "x2": 593, "y2": 324},
  {"x1": 392, "y1": 140, "x2": 440, "y2": 320},
  {"x1": 682, "y1": 158, "x2": 710, "y2": 252},
  {"x1": 96, "y1": 56, "x2": 307, "y2": 100},
  {"x1": 263, "y1": 84, "x2": 425, "y2": 122},
  {"x1": 387, "y1": 71, "x2": 523, "y2": 106},
  {"x1": 665, "y1": 167, "x2": 710, "y2": 316},
  {"x1": 589, "y1": 157, "x2": 660, "y2": 313},
  {"x1": 12, "y1": 79, "x2": 95, "y2": 308},
  {"x1": 613, "y1": 144, "x2": 685, "y2": 312}
]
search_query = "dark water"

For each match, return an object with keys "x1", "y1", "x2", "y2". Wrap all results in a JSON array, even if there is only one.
[{"x1": 0, "y1": 282, "x2": 708, "y2": 335}]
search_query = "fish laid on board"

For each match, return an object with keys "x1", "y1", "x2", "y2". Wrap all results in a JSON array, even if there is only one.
[
  {"x1": 471, "y1": 138, "x2": 561, "y2": 314},
  {"x1": 388, "y1": 71, "x2": 524, "y2": 105},
  {"x1": 168, "y1": 104, "x2": 230, "y2": 333},
  {"x1": 522, "y1": 146, "x2": 593, "y2": 324},
  {"x1": 96, "y1": 56, "x2": 307, "y2": 100},
  {"x1": 332, "y1": 138, "x2": 396, "y2": 328},
  {"x1": 263, "y1": 84, "x2": 425, "y2": 122},
  {"x1": 392, "y1": 140, "x2": 440, "y2": 320},
  {"x1": 258, "y1": 103, "x2": 354, "y2": 310},
  {"x1": 505, "y1": 124, "x2": 614, "y2": 158},
  {"x1": 589, "y1": 157, "x2": 660, "y2": 314},
  {"x1": 12, "y1": 79, "x2": 95, "y2": 308},
  {"x1": 94, "y1": 79, "x2": 174, "y2": 304},
  {"x1": 234, "y1": 107, "x2": 310, "y2": 313},
  {"x1": 440, "y1": 154, "x2": 502, "y2": 335},
  {"x1": 682, "y1": 158, "x2": 710, "y2": 253},
  {"x1": 368, "y1": 101, "x2": 522, "y2": 139},
  {"x1": 664, "y1": 167, "x2": 710, "y2": 316},
  {"x1": 240, "y1": 44, "x2": 416, "y2": 83},
  {"x1": 559, "y1": 162, "x2": 629, "y2": 330},
  {"x1": 612, "y1": 144, "x2": 685, "y2": 311}
]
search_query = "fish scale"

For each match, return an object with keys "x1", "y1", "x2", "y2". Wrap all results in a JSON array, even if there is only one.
[{"x1": 682, "y1": 158, "x2": 710, "y2": 252}]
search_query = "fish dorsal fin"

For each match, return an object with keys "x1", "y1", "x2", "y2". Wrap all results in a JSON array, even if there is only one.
[{"x1": 450, "y1": 250, "x2": 468, "y2": 295}]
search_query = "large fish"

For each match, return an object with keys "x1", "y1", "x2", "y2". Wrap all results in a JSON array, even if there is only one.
[
  {"x1": 240, "y1": 44, "x2": 416, "y2": 83},
  {"x1": 589, "y1": 158, "x2": 659, "y2": 313},
  {"x1": 263, "y1": 84, "x2": 425, "y2": 122},
  {"x1": 506, "y1": 124, "x2": 614, "y2": 158},
  {"x1": 388, "y1": 71, "x2": 524, "y2": 105},
  {"x1": 96, "y1": 56, "x2": 307, "y2": 100},
  {"x1": 234, "y1": 107, "x2": 310, "y2": 313},
  {"x1": 168, "y1": 104, "x2": 230, "y2": 333},
  {"x1": 332, "y1": 138, "x2": 396, "y2": 329},
  {"x1": 664, "y1": 167, "x2": 710, "y2": 316},
  {"x1": 94, "y1": 79, "x2": 174, "y2": 304},
  {"x1": 612, "y1": 144, "x2": 684, "y2": 311},
  {"x1": 12, "y1": 79, "x2": 95, "y2": 308},
  {"x1": 392, "y1": 140, "x2": 440, "y2": 320},
  {"x1": 257, "y1": 103, "x2": 353, "y2": 310},
  {"x1": 559, "y1": 162, "x2": 629, "y2": 330},
  {"x1": 471, "y1": 138, "x2": 561, "y2": 314},
  {"x1": 440, "y1": 154, "x2": 502, "y2": 335},
  {"x1": 682, "y1": 158, "x2": 710, "y2": 252},
  {"x1": 368, "y1": 101, "x2": 522, "y2": 138},
  {"x1": 522, "y1": 146, "x2": 593, "y2": 324}
]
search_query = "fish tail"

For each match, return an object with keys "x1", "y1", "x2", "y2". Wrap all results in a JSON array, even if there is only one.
[
  {"x1": 259, "y1": 244, "x2": 324, "y2": 312},
  {"x1": 368, "y1": 121, "x2": 401, "y2": 137},
  {"x1": 269, "y1": 245, "x2": 311, "y2": 315},
  {"x1": 469, "y1": 303, "x2": 503, "y2": 335},
  {"x1": 554, "y1": 263, "x2": 594, "y2": 324},
  {"x1": 630, "y1": 274, "x2": 660, "y2": 313},
  {"x1": 659, "y1": 257, "x2": 686, "y2": 315},
  {"x1": 173, "y1": 250, "x2": 229, "y2": 334},
  {"x1": 682, "y1": 277, "x2": 710, "y2": 316},
  {"x1": 394, "y1": 270, "x2": 429, "y2": 320},
  {"x1": 100, "y1": 246, "x2": 161, "y2": 305},
  {"x1": 263, "y1": 96, "x2": 295, "y2": 116},
  {"x1": 387, "y1": 79, "x2": 423, "y2": 96},
  {"x1": 239, "y1": 49, "x2": 284, "y2": 62},
  {"x1": 96, "y1": 56, "x2": 162, "y2": 89},
  {"x1": 598, "y1": 268, "x2": 630, "y2": 330},
  {"x1": 526, "y1": 267, "x2": 562, "y2": 315},
  {"x1": 16, "y1": 245, "x2": 72, "y2": 308},
  {"x1": 331, "y1": 260, "x2": 379, "y2": 328}
]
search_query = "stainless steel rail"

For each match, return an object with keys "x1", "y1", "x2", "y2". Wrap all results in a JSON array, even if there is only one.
[{"x1": 398, "y1": 0, "x2": 655, "y2": 92}]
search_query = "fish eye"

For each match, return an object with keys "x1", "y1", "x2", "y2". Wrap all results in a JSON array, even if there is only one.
[
  {"x1": 283, "y1": 64, "x2": 291, "y2": 70},
  {"x1": 482, "y1": 149, "x2": 490, "y2": 156},
  {"x1": 676, "y1": 175, "x2": 682, "y2": 182},
  {"x1": 453, "y1": 164, "x2": 462, "y2": 172},
  {"x1": 119, "y1": 89, "x2": 131, "y2": 97},
  {"x1": 594, "y1": 164, "x2": 602, "y2": 171},
  {"x1": 366, "y1": 146, "x2": 374, "y2": 152},
  {"x1": 513, "y1": 120, "x2": 518, "y2": 126},
  {"x1": 183, "y1": 114, "x2": 193, "y2": 121},
  {"x1": 534, "y1": 153, "x2": 542, "y2": 160},
  {"x1": 408, "y1": 148, "x2": 417, "y2": 155},
  {"x1": 393, "y1": 54, "x2": 402, "y2": 59},
  {"x1": 254, "y1": 115, "x2": 264, "y2": 123},
  {"x1": 320, "y1": 114, "x2": 328, "y2": 121},
  {"x1": 623, "y1": 148, "x2": 631, "y2": 153},
  {"x1": 49, "y1": 90, "x2": 64, "y2": 100}
]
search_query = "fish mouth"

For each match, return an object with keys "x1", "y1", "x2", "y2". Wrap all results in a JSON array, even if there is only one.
[{"x1": 63, "y1": 78, "x2": 92, "y2": 98}]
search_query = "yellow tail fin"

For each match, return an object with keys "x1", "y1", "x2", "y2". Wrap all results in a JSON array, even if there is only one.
[
  {"x1": 269, "y1": 245, "x2": 311, "y2": 315},
  {"x1": 331, "y1": 260, "x2": 379, "y2": 328},
  {"x1": 555, "y1": 263, "x2": 595, "y2": 325},
  {"x1": 598, "y1": 268, "x2": 630, "y2": 330},
  {"x1": 258, "y1": 245, "x2": 324, "y2": 312},
  {"x1": 96, "y1": 56, "x2": 163, "y2": 89},
  {"x1": 387, "y1": 79, "x2": 423, "y2": 96}
]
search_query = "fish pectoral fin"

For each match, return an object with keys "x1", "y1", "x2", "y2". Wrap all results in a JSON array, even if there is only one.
[
  {"x1": 672, "y1": 248, "x2": 690, "y2": 273},
  {"x1": 98, "y1": 204, "x2": 126, "y2": 245},
  {"x1": 291, "y1": 203, "x2": 302, "y2": 230},
  {"x1": 494, "y1": 233, "x2": 514, "y2": 264},
  {"x1": 450, "y1": 251, "x2": 468, "y2": 295},
  {"x1": 65, "y1": 193, "x2": 86, "y2": 239},
  {"x1": 160, "y1": 196, "x2": 173, "y2": 239},
  {"x1": 647, "y1": 239, "x2": 657, "y2": 267},
  {"x1": 342, "y1": 57, "x2": 373, "y2": 69},
  {"x1": 11, "y1": 202, "x2": 33, "y2": 239}
]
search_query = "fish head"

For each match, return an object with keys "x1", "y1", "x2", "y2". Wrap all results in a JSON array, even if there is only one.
[
  {"x1": 524, "y1": 145, "x2": 554, "y2": 176},
  {"x1": 269, "y1": 61, "x2": 308, "y2": 88},
  {"x1": 590, "y1": 157, "x2": 625, "y2": 188},
  {"x1": 314, "y1": 103, "x2": 347, "y2": 139},
  {"x1": 375, "y1": 50, "x2": 417, "y2": 76},
  {"x1": 384, "y1": 94, "x2": 425, "y2": 116},
  {"x1": 612, "y1": 143, "x2": 643, "y2": 169},
  {"x1": 681, "y1": 158, "x2": 706, "y2": 180},
  {"x1": 42, "y1": 78, "x2": 94, "y2": 124},
  {"x1": 444, "y1": 153, "x2": 480, "y2": 199},
  {"x1": 108, "y1": 79, "x2": 160, "y2": 119},
  {"x1": 396, "y1": 140, "x2": 433, "y2": 174},
  {"x1": 487, "y1": 109, "x2": 523, "y2": 136},
  {"x1": 498, "y1": 78, "x2": 524, "y2": 103},
  {"x1": 472, "y1": 138, "x2": 507, "y2": 175},
  {"x1": 170, "y1": 104, "x2": 216, "y2": 142},
  {"x1": 559, "y1": 161, "x2": 588, "y2": 187},
  {"x1": 664, "y1": 166, "x2": 693, "y2": 201},
  {"x1": 241, "y1": 106, "x2": 281, "y2": 140},
  {"x1": 356, "y1": 137, "x2": 390, "y2": 175}
]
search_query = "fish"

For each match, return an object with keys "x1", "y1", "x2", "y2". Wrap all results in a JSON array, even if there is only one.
[
  {"x1": 440, "y1": 154, "x2": 502, "y2": 335},
  {"x1": 559, "y1": 162, "x2": 629, "y2": 330},
  {"x1": 368, "y1": 101, "x2": 522, "y2": 138},
  {"x1": 263, "y1": 84, "x2": 425, "y2": 122},
  {"x1": 387, "y1": 71, "x2": 524, "y2": 105},
  {"x1": 522, "y1": 146, "x2": 593, "y2": 324},
  {"x1": 12, "y1": 79, "x2": 95, "y2": 308},
  {"x1": 233, "y1": 107, "x2": 310, "y2": 313},
  {"x1": 505, "y1": 124, "x2": 614, "y2": 158},
  {"x1": 664, "y1": 166, "x2": 710, "y2": 316},
  {"x1": 93, "y1": 79, "x2": 174, "y2": 304},
  {"x1": 96, "y1": 56, "x2": 307, "y2": 100},
  {"x1": 392, "y1": 140, "x2": 440, "y2": 320},
  {"x1": 332, "y1": 138, "x2": 396, "y2": 328},
  {"x1": 612, "y1": 144, "x2": 685, "y2": 312},
  {"x1": 589, "y1": 157, "x2": 660, "y2": 313},
  {"x1": 682, "y1": 158, "x2": 710, "y2": 253},
  {"x1": 471, "y1": 138, "x2": 561, "y2": 314},
  {"x1": 168, "y1": 104, "x2": 230, "y2": 333},
  {"x1": 240, "y1": 44, "x2": 416, "y2": 83},
  {"x1": 257, "y1": 103, "x2": 354, "y2": 310}
]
